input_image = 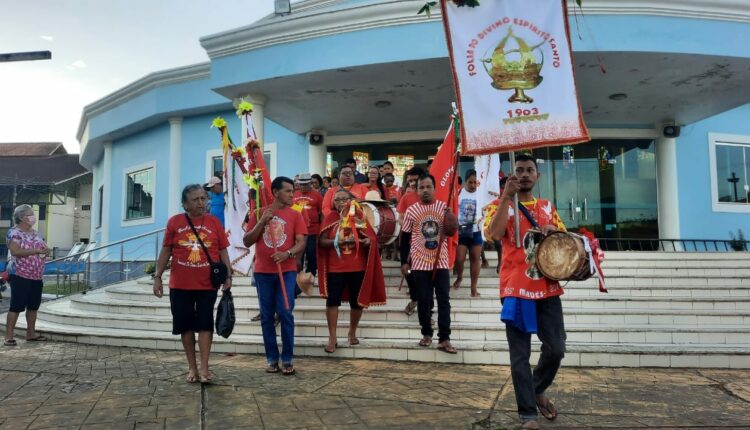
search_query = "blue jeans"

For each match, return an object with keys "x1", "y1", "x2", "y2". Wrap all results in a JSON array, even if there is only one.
[{"x1": 254, "y1": 271, "x2": 297, "y2": 365}]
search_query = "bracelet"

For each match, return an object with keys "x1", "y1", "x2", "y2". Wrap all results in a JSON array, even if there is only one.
[{"x1": 287, "y1": 250, "x2": 294, "y2": 259}]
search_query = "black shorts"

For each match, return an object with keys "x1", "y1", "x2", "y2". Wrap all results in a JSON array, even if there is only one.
[
  {"x1": 169, "y1": 289, "x2": 218, "y2": 335},
  {"x1": 326, "y1": 271, "x2": 364, "y2": 309},
  {"x1": 458, "y1": 231, "x2": 483, "y2": 248},
  {"x1": 9, "y1": 275, "x2": 43, "y2": 313}
]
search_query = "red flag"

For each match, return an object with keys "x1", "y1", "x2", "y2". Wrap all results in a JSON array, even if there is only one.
[
  {"x1": 431, "y1": 123, "x2": 460, "y2": 268},
  {"x1": 246, "y1": 143, "x2": 274, "y2": 207}
]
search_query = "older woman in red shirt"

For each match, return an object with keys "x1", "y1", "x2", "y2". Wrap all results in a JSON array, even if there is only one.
[{"x1": 153, "y1": 184, "x2": 231, "y2": 383}]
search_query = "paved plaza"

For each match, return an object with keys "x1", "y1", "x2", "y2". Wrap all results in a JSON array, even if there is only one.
[{"x1": 0, "y1": 341, "x2": 749, "y2": 429}]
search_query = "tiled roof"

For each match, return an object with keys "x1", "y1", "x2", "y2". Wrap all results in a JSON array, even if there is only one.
[
  {"x1": 0, "y1": 154, "x2": 88, "y2": 185},
  {"x1": 0, "y1": 142, "x2": 66, "y2": 157}
]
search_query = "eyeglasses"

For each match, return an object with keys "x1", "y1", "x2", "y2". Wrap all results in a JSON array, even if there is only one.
[
  {"x1": 333, "y1": 197, "x2": 351, "y2": 203},
  {"x1": 340, "y1": 171, "x2": 353, "y2": 176}
]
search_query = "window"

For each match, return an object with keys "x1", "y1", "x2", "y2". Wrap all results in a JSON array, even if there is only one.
[
  {"x1": 212, "y1": 156, "x2": 223, "y2": 178},
  {"x1": 0, "y1": 204, "x2": 11, "y2": 221},
  {"x1": 96, "y1": 186, "x2": 103, "y2": 228},
  {"x1": 125, "y1": 167, "x2": 154, "y2": 220},
  {"x1": 710, "y1": 133, "x2": 750, "y2": 213}
]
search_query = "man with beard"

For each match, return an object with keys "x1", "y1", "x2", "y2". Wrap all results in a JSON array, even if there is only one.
[
  {"x1": 488, "y1": 154, "x2": 566, "y2": 430},
  {"x1": 400, "y1": 174, "x2": 458, "y2": 354}
]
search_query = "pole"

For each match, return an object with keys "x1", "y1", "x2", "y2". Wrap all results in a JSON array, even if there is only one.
[{"x1": 509, "y1": 151, "x2": 521, "y2": 248}]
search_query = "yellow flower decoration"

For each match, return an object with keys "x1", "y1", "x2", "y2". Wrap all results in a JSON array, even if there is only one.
[
  {"x1": 211, "y1": 117, "x2": 227, "y2": 129},
  {"x1": 235, "y1": 100, "x2": 254, "y2": 117}
]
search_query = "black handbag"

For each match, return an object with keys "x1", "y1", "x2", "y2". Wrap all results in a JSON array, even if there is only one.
[
  {"x1": 215, "y1": 290, "x2": 235, "y2": 338},
  {"x1": 185, "y1": 214, "x2": 228, "y2": 289}
]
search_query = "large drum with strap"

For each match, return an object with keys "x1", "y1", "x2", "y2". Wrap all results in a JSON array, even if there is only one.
[
  {"x1": 360, "y1": 202, "x2": 400, "y2": 245},
  {"x1": 535, "y1": 231, "x2": 592, "y2": 281}
]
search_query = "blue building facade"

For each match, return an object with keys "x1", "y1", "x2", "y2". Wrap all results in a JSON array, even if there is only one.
[{"x1": 77, "y1": 0, "x2": 750, "y2": 252}]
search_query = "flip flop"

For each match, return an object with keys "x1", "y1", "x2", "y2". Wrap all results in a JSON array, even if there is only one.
[
  {"x1": 324, "y1": 343, "x2": 338, "y2": 354},
  {"x1": 437, "y1": 342, "x2": 458, "y2": 354},
  {"x1": 403, "y1": 301, "x2": 417, "y2": 316},
  {"x1": 185, "y1": 374, "x2": 199, "y2": 383},
  {"x1": 536, "y1": 397, "x2": 557, "y2": 421},
  {"x1": 348, "y1": 337, "x2": 359, "y2": 346},
  {"x1": 281, "y1": 364, "x2": 295, "y2": 376},
  {"x1": 265, "y1": 363, "x2": 280, "y2": 373},
  {"x1": 3, "y1": 339, "x2": 17, "y2": 346},
  {"x1": 26, "y1": 335, "x2": 46, "y2": 341},
  {"x1": 418, "y1": 337, "x2": 432, "y2": 347},
  {"x1": 199, "y1": 373, "x2": 214, "y2": 384}
]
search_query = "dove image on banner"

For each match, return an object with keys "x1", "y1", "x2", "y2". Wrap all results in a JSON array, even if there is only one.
[{"x1": 440, "y1": 0, "x2": 590, "y2": 154}]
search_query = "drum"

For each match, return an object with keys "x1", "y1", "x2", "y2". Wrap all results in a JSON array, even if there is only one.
[
  {"x1": 360, "y1": 202, "x2": 400, "y2": 245},
  {"x1": 535, "y1": 231, "x2": 592, "y2": 281}
]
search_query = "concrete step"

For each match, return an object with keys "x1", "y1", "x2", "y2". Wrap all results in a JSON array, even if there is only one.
[
  {"x1": 36, "y1": 300, "x2": 750, "y2": 345},
  {"x1": 4, "y1": 319, "x2": 749, "y2": 368}
]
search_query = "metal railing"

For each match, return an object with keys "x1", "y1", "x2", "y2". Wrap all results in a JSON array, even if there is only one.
[
  {"x1": 43, "y1": 228, "x2": 165, "y2": 298},
  {"x1": 597, "y1": 238, "x2": 750, "y2": 252}
]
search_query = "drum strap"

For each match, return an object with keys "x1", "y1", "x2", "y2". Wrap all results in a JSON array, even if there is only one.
[{"x1": 517, "y1": 202, "x2": 539, "y2": 229}]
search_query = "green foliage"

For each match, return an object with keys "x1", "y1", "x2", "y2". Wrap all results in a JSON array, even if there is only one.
[
  {"x1": 729, "y1": 229, "x2": 748, "y2": 251},
  {"x1": 418, "y1": 0, "x2": 583, "y2": 17}
]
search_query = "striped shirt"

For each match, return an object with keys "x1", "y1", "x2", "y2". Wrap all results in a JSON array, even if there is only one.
[{"x1": 402, "y1": 200, "x2": 450, "y2": 271}]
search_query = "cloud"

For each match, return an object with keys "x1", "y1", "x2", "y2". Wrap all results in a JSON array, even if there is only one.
[
  {"x1": 40, "y1": 35, "x2": 54, "y2": 42},
  {"x1": 71, "y1": 60, "x2": 87, "y2": 68}
]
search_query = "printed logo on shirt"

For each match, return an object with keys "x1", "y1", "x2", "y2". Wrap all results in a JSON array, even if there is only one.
[
  {"x1": 263, "y1": 216, "x2": 287, "y2": 248},
  {"x1": 459, "y1": 198, "x2": 477, "y2": 224},
  {"x1": 420, "y1": 217, "x2": 441, "y2": 250}
]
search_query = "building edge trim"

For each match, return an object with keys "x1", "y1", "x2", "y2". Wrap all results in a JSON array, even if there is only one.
[{"x1": 200, "y1": 0, "x2": 750, "y2": 59}]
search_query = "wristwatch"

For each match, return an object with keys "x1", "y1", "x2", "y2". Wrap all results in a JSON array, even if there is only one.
[{"x1": 287, "y1": 250, "x2": 294, "y2": 259}]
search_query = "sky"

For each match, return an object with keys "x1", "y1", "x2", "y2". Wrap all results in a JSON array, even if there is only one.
[{"x1": 0, "y1": 0, "x2": 279, "y2": 153}]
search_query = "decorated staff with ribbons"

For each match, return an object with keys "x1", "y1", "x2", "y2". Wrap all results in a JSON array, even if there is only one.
[
  {"x1": 317, "y1": 189, "x2": 387, "y2": 354},
  {"x1": 440, "y1": 0, "x2": 598, "y2": 427},
  {"x1": 243, "y1": 177, "x2": 307, "y2": 376}
]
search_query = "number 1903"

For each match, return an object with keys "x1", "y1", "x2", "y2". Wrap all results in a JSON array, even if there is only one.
[{"x1": 506, "y1": 108, "x2": 539, "y2": 118}]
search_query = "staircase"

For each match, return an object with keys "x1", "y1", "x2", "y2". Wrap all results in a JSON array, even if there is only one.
[{"x1": 4, "y1": 252, "x2": 750, "y2": 368}]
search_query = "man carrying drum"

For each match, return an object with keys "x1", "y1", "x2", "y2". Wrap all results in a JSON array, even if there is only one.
[{"x1": 488, "y1": 154, "x2": 566, "y2": 430}]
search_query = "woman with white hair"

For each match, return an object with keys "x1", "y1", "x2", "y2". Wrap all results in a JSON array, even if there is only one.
[{"x1": 4, "y1": 204, "x2": 50, "y2": 346}]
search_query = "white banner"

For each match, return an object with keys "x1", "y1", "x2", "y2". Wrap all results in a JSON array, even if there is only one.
[
  {"x1": 223, "y1": 162, "x2": 253, "y2": 276},
  {"x1": 441, "y1": 0, "x2": 589, "y2": 154},
  {"x1": 475, "y1": 153, "x2": 501, "y2": 214}
]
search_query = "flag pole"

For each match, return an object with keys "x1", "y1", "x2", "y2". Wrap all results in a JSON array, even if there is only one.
[{"x1": 509, "y1": 151, "x2": 521, "y2": 248}]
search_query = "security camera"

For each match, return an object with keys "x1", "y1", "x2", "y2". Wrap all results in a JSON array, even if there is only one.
[
  {"x1": 662, "y1": 124, "x2": 680, "y2": 138},
  {"x1": 307, "y1": 130, "x2": 326, "y2": 146}
]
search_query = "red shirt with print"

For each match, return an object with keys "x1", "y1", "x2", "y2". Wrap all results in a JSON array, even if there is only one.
[
  {"x1": 293, "y1": 190, "x2": 323, "y2": 234},
  {"x1": 386, "y1": 185, "x2": 400, "y2": 202},
  {"x1": 499, "y1": 198, "x2": 567, "y2": 300},
  {"x1": 247, "y1": 206, "x2": 307, "y2": 273},
  {"x1": 164, "y1": 214, "x2": 229, "y2": 291},
  {"x1": 401, "y1": 200, "x2": 450, "y2": 271},
  {"x1": 321, "y1": 184, "x2": 368, "y2": 216},
  {"x1": 321, "y1": 226, "x2": 366, "y2": 273}
]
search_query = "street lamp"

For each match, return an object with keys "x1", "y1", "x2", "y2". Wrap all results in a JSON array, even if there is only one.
[{"x1": 0, "y1": 51, "x2": 52, "y2": 63}]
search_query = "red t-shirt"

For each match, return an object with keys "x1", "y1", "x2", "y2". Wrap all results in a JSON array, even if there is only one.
[
  {"x1": 322, "y1": 184, "x2": 368, "y2": 216},
  {"x1": 247, "y1": 206, "x2": 307, "y2": 273},
  {"x1": 500, "y1": 198, "x2": 566, "y2": 300},
  {"x1": 386, "y1": 185, "x2": 400, "y2": 202},
  {"x1": 397, "y1": 190, "x2": 420, "y2": 215},
  {"x1": 322, "y1": 226, "x2": 367, "y2": 273},
  {"x1": 164, "y1": 214, "x2": 229, "y2": 291},
  {"x1": 293, "y1": 190, "x2": 323, "y2": 234},
  {"x1": 402, "y1": 200, "x2": 450, "y2": 271}
]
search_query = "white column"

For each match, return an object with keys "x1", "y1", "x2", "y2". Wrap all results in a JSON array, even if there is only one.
[
  {"x1": 236, "y1": 94, "x2": 266, "y2": 149},
  {"x1": 168, "y1": 117, "x2": 183, "y2": 216},
  {"x1": 655, "y1": 136, "x2": 680, "y2": 239},
  {"x1": 308, "y1": 137, "x2": 327, "y2": 175},
  {"x1": 101, "y1": 141, "x2": 113, "y2": 246}
]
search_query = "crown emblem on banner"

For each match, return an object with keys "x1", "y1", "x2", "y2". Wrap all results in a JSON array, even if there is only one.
[{"x1": 482, "y1": 27, "x2": 545, "y2": 104}]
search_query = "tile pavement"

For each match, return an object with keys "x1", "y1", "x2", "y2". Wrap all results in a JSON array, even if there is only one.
[{"x1": 0, "y1": 340, "x2": 748, "y2": 429}]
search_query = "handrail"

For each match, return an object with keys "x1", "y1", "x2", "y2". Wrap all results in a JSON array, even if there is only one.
[{"x1": 44, "y1": 227, "x2": 166, "y2": 265}]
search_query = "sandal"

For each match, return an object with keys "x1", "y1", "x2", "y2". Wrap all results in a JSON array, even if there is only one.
[
  {"x1": 536, "y1": 396, "x2": 557, "y2": 421},
  {"x1": 324, "y1": 342, "x2": 337, "y2": 354},
  {"x1": 251, "y1": 313, "x2": 261, "y2": 322},
  {"x1": 199, "y1": 373, "x2": 214, "y2": 384},
  {"x1": 281, "y1": 364, "x2": 295, "y2": 376},
  {"x1": 348, "y1": 337, "x2": 359, "y2": 346},
  {"x1": 418, "y1": 337, "x2": 432, "y2": 347},
  {"x1": 26, "y1": 335, "x2": 46, "y2": 341},
  {"x1": 404, "y1": 301, "x2": 417, "y2": 316},
  {"x1": 185, "y1": 373, "x2": 199, "y2": 383},
  {"x1": 265, "y1": 363, "x2": 280, "y2": 373},
  {"x1": 437, "y1": 341, "x2": 458, "y2": 354},
  {"x1": 3, "y1": 339, "x2": 17, "y2": 346}
]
